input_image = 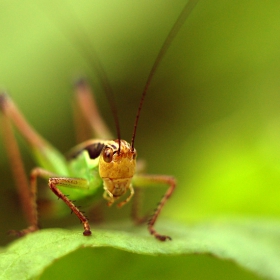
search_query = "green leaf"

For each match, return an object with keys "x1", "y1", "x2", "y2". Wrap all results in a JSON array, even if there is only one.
[{"x1": 1, "y1": 218, "x2": 280, "y2": 280}]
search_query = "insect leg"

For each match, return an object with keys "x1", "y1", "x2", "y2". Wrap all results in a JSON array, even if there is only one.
[
  {"x1": 9, "y1": 167, "x2": 57, "y2": 236},
  {"x1": 48, "y1": 176, "x2": 92, "y2": 236},
  {"x1": 74, "y1": 79, "x2": 113, "y2": 140},
  {"x1": 0, "y1": 93, "x2": 47, "y2": 150},
  {"x1": 0, "y1": 95, "x2": 34, "y2": 228},
  {"x1": 30, "y1": 167, "x2": 91, "y2": 236},
  {"x1": 0, "y1": 92, "x2": 68, "y2": 175},
  {"x1": 132, "y1": 174, "x2": 176, "y2": 241}
]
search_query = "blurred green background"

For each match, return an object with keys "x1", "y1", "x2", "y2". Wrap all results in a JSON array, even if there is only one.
[{"x1": 0, "y1": 0, "x2": 280, "y2": 279}]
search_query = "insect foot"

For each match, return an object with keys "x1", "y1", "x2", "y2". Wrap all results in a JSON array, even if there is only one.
[
  {"x1": 156, "y1": 235, "x2": 172, "y2": 242},
  {"x1": 83, "y1": 229, "x2": 92, "y2": 236},
  {"x1": 149, "y1": 226, "x2": 172, "y2": 242}
]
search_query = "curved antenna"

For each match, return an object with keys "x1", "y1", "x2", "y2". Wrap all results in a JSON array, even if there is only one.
[
  {"x1": 40, "y1": 3, "x2": 122, "y2": 152},
  {"x1": 131, "y1": 0, "x2": 199, "y2": 150}
]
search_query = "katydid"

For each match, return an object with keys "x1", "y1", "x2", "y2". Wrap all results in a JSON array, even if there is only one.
[{"x1": 0, "y1": 0, "x2": 198, "y2": 241}]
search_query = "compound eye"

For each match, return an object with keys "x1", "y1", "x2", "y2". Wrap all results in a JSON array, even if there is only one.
[{"x1": 103, "y1": 147, "x2": 114, "y2": 163}]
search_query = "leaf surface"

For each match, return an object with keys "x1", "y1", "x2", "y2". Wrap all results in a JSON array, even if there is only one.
[{"x1": 1, "y1": 218, "x2": 280, "y2": 280}]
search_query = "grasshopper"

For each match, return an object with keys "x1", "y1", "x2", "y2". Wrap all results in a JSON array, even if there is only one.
[{"x1": 0, "y1": 0, "x2": 198, "y2": 241}]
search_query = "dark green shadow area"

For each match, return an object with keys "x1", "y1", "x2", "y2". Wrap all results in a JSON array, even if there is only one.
[{"x1": 41, "y1": 247, "x2": 261, "y2": 280}]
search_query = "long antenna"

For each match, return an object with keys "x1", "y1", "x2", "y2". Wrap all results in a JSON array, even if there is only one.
[
  {"x1": 40, "y1": 3, "x2": 122, "y2": 152},
  {"x1": 130, "y1": 0, "x2": 199, "y2": 150}
]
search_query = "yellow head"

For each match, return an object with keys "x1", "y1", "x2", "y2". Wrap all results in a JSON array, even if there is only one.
[{"x1": 99, "y1": 140, "x2": 136, "y2": 205}]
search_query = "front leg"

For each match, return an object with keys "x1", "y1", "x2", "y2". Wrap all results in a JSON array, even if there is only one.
[
  {"x1": 48, "y1": 177, "x2": 91, "y2": 236},
  {"x1": 133, "y1": 174, "x2": 176, "y2": 241},
  {"x1": 11, "y1": 167, "x2": 92, "y2": 236},
  {"x1": 22, "y1": 167, "x2": 92, "y2": 236}
]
